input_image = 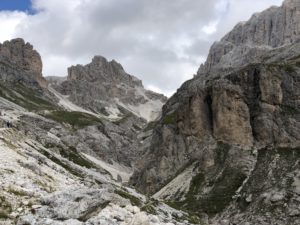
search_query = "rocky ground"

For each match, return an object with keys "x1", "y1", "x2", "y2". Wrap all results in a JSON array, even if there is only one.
[{"x1": 0, "y1": 97, "x2": 201, "y2": 225}]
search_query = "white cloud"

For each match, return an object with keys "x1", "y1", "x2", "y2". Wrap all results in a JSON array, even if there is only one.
[
  {"x1": 0, "y1": 11, "x2": 27, "y2": 42},
  {"x1": 0, "y1": 0, "x2": 284, "y2": 96},
  {"x1": 202, "y1": 21, "x2": 219, "y2": 35}
]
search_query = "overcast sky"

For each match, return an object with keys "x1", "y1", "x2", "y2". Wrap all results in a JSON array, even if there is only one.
[{"x1": 0, "y1": 0, "x2": 283, "y2": 96}]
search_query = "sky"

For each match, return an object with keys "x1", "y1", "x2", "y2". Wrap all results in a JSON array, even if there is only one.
[{"x1": 0, "y1": 0, "x2": 283, "y2": 96}]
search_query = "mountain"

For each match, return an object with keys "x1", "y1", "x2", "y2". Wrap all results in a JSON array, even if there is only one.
[
  {"x1": 0, "y1": 39, "x2": 193, "y2": 225},
  {"x1": 48, "y1": 56, "x2": 167, "y2": 122},
  {"x1": 199, "y1": 0, "x2": 300, "y2": 76},
  {"x1": 0, "y1": 38, "x2": 48, "y2": 88},
  {"x1": 1, "y1": 0, "x2": 300, "y2": 225},
  {"x1": 131, "y1": 0, "x2": 300, "y2": 224}
]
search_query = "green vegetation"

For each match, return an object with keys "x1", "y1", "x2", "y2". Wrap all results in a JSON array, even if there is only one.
[
  {"x1": 7, "y1": 186, "x2": 27, "y2": 196},
  {"x1": 199, "y1": 167, "x2": 246, "y2": 214},
  {"x1": 282, "y1": 64, "x2": 296, "y2": 73},
  {"x1": 0, "y1": 196, "x2": 12, "y2": 220},
  {"x1": 24, "y1": 141, "x2": 83, "y2": 178},
  {"x1": 166, "y1": 142, "x2": 247, "y2": 216},
  {"x1": 280, "y1": 105, "x2": 299, "y2": 116},
  {"x1": 0, "y1": 82, "x2": 55, "y2": 111},
  {"x1": 58, "y1": 146, "x2": 96, "y2": 169},
  {"x1": 277, "y1": 146, "x2": 300, "y2": 158},
  {"x1": 114, "y1": 189, "x2": 142, "y2": 207},
  {"x1": 166, "y1": 201, "x2": 203, "y2": 224},
  {"x1": 163, "y1": 112, "x2": 176, "y2": 125},
  {"x1": 186, "y1": 173, "x2": 205, "y2": 200},
  {"x1": 44, "y1": 110, "x2": 102, "y2": 128},
  {"x1": 160, "y1": 160, "x2": 196, "y2": 190},
  {"x1": 166, "y1": 172, "x2": 205, "y2": 211},
  {"x1": 0, "y1": 137, "x2": 17, "y2": 149},
  {"x1": 113, "y1": 113, "x2": 133, "y2": 125},
  {"x1": 141, "y1": 204, "x2": 158, "y2": 215},
  {"x1": 143, "y1": 121, "x2": 157, "y2": 132},
  {"x1": 34, "y1": 179, "x2": 55, "y2": 193},
  {"x1": 0, "y1": 212, "x2": 9, "y2": 220},
  {"x1": 42, "y1": 149, "x2": 83, "y2": 177},
  {"x1": 215, "y1": 141, "x2": 231, "y2": 165},
  {"x1": 185, "y1": 215, "x2": 203, "y2": 224}
]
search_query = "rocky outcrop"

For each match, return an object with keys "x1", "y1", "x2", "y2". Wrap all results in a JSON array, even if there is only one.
[
  {"x1": 199, "y1": 0, "x2": 300, "y2": 75},
  {"x1": 51, "y1": 56, "x2": 167, "y2": 121},
  {"x1": 0, "y1": 38, "x2": 47, "y2": 88},
  {"x1": 131, "y1": 0, "x2": 300, "y2": 224}
]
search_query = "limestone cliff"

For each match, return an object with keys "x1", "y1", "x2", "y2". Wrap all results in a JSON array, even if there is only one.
[
  {"x1": 199, "y1": 0, "x2": 300, "y2": 75},
  {"x1": 131, "y1": 0, "x2": 300, "y2": 224},
  {"x1": 0, "y1": 38, "x2": 47, "y2": 88}
]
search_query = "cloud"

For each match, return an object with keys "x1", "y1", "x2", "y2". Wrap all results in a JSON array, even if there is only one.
[
  {"x1": 0, "y1": 0, "x2": 283, "y2": 96},
  {"x1": 0, "y1": 11, "x2": 27, "y2": 41}
]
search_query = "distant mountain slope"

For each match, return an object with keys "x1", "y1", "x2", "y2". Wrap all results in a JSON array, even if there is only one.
[{"x1": 49, "y1": 56, "x2": 167, "y2": 122}]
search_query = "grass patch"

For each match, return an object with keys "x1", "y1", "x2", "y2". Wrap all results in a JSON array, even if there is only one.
[
  {"x1": 39, "y1": 147, "x2": 83, "y2": 178},
  {"x1": 163, "y1": 112, "x2": 176, "y2": 125},
  {"x1": 0, "y1": 196, "x2": 12, "y2": 220},
  {"x1": 44, "y1": 110, "x2": 102, "y2": 128},
  {"x1": 166, "y1": 172, "x2": 205, "y2": 212},
  {"x1": 143, "y1": 121, "x2": 157, "y2": 132},
  {"x1": 215, "y1": 141, "x2": 231, "y2": 165},
  {"x1": 276, "y1": 147, "x2": 300, "y2": 158},
  {"x1": 113, "y1": 113, "x2": 133, "y2": 125},
  {"x1": 141, "y1": 204, "x2": 158, "y2": 215},
  {"x1": 114, "y1": 190, "x2": 142, "y2": 207},
  {"x1": 282, "y1": 64, "x2": 296, "y2": 73},
  {"x1": 25, "y1": 141, "x2": 84, "y2": 178},
  {"x1": 0, "y1": 82, "x2": 55, "y2": 111},
  {"x1": 58, "y1": 146, "x2": 96, "y2": 169},
  {"x1": 7, "y1": 186, "x2": 27, "y2": 196},
  {"x1": 280, "y1": 105, "x2": 299, "y2": 116},
  {"x1": 166, "y1": 142, "x2": 246, "y2": 216},
  {"x1": 199, "y1": 167, "x2": 246, "y2": 214},
  {"x1": 0, "y1": 137, "x2": 17, "y2": 149},
  {"x1": 0, "y1": 211, "x2": 9, "y2": 219}
]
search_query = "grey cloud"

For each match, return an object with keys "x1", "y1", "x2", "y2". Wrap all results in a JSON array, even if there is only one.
[{"x1": 10, "y1": 0, "x2": 283, "y2": 96}]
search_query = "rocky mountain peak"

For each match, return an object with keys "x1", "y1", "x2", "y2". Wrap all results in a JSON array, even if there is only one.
[
  {"x1": 67, "y1": 55, "x2": 142, "y2": 87},
  {"x1": 0, "y1": 38, "x2": 47, "y2": 88},
  {"x1": 0, "y1": 38, "x2": 42, "y2": 75},
  {"x1": 52, "y1": 56, "x2": 167, "y2": 121},
  {"x1": 198, "y1": 0, "x2": 300, "y2": 75},
  {"x1": 283, "y1": 0, "x2": 300, "y2": 7}
]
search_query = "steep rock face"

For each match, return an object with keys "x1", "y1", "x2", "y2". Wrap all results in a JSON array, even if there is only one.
[
  {"x1": 131, "y1": 0, "x2": 300, "y2": 223},
  {"x1": 0, "y1": 38, "x2": 47, "y2": 88},
  {"x1": 52, "y1": 56, "x2": 167, "y2": 121},
  {"x1": 212, "y1": 81, "x2": 253, "y2": 146},
  {"x1": 199, "y1": 0, "x2": 300, "y2": 75}
]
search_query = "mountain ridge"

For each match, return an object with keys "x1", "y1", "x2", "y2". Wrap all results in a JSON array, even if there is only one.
[{"x1": 131, "y1": 0, "x2": 300, "y2": 224}]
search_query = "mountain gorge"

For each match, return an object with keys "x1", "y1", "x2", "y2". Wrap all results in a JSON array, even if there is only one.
[{"x1": 0, "y1": 0, "x2": 299, "y2": 225}]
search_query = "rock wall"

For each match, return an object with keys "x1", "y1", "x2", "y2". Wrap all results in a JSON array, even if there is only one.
[
  {"x1": 0, "y1": 38, "x2": 47, "y2": 88},
  {"x1": 199, "y1": 0, "x2": 300, "y2": 75}
]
